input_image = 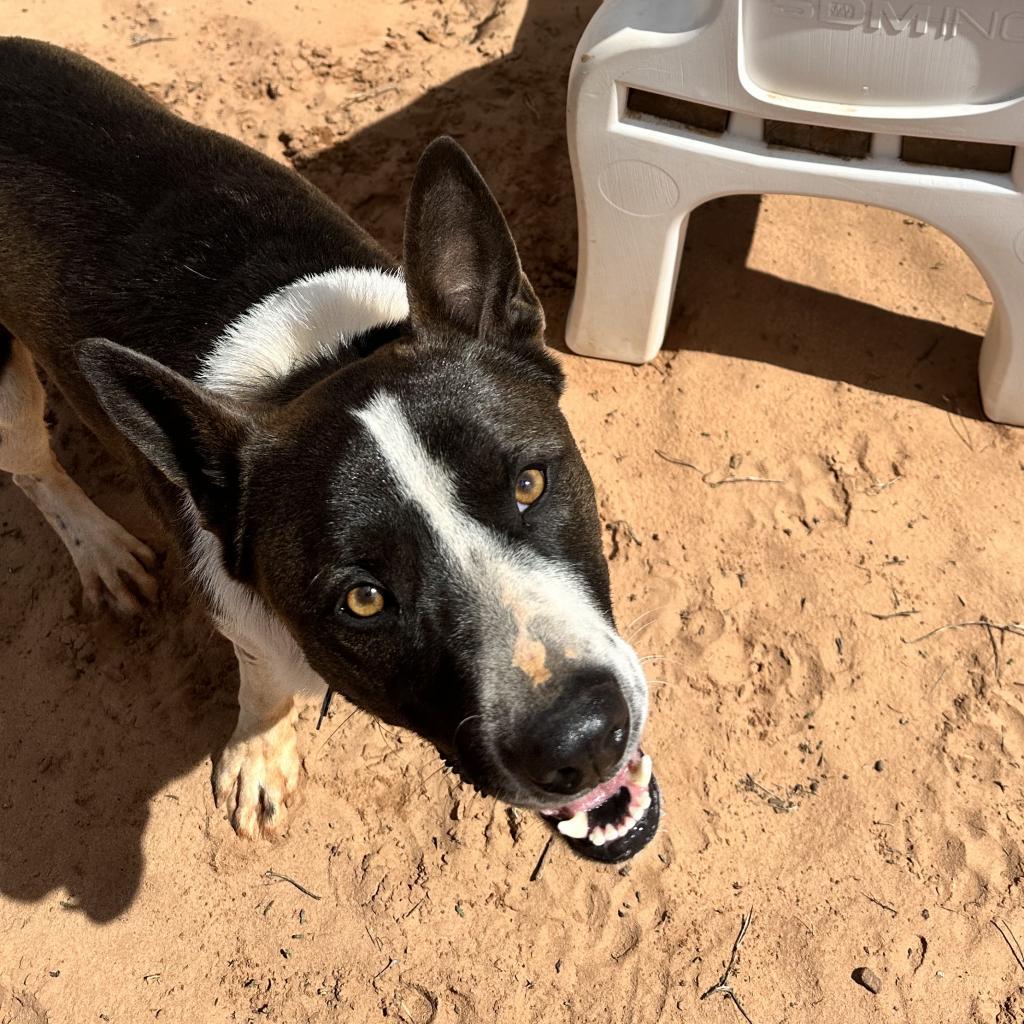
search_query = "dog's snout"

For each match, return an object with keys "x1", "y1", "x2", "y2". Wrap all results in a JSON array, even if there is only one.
[{"x1": 517, "y1": 673, "x2": 630, "y2": 797}]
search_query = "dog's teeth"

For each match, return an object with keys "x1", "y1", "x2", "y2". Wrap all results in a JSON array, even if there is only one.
[
  {"x1": 589, "y1": 827, "x2": 607, "y2": 846},
  {"x1": 628, "y1": 799, "x2": 642, "y2": 818},
  {"x1": 604, "y1": 824, "x2": 619, "y2": 843},
  {"x1": 557, "y1": 811, "x2": 589, "y2": 839},
  {"x1": 620, "y1": 815, "x2": 636, "y2": 833},
  {"x1": 639, "y1": 790, "x2": 652, "y2": 813},
  {"x1": 628, "y1": 754, "x2": 653, "y2": 788}
]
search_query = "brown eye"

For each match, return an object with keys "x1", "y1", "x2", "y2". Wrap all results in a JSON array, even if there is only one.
[
  {"x1": 344, "y1": 584, "x2": 385, "y2": 618},
  {"x1": 515, "y1": 467, "x2": 546, "y2": 511}
]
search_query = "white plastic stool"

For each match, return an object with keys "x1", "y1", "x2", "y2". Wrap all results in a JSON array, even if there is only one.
[{"x1": 566, "y1": 0, "x2": 1024, "y2": 424}]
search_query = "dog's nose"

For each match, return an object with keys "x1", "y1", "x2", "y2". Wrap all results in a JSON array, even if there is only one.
[{"x1": 519, "y1": 674, "x2": 630, "y2": 797}]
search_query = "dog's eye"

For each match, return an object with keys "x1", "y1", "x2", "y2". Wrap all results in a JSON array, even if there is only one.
[
  {"x1": 344, "y1": 584, "x2": 386, "y2": 618},
  {"x1": 515, "y1": 466, "x2": 546, "y2": 512}
]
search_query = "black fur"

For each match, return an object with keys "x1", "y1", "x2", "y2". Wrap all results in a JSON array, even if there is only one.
[
  {"x1": 0, "y1": 323, "x2": 12, "y2": 379},
  {"x1": 0, "y1": 40, "x2": 656, "y2": 858}
]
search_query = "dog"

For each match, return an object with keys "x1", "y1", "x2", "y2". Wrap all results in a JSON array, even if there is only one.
[{"x1": 0, "y1": 38, "x2": 660, "y2": 862}]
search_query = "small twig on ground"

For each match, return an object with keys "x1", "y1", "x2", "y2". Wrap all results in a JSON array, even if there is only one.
[
  {"x1": 264, "y1": 869, "x2": 322, "y2": 901},
  {"x1": 906, "y1": 618, "x2": 1024, "y2": 645},
  {"x1": 863, "y1": 893, "x2": 898, "y2": 917},
  {"x1": 984, "y1": 620, "x2": 1002, "y2": 681},
  {"x1": 741, "y1": 774, "x2": 796, "y2": 814},
  {"x1": 944, "y1": 405, "x2": 974, "y2": 452},
  {"x1": 701, "y1": 909, "x2": 756, "y2": 1024},
  {"x1": 711, "y1": 476, "x2": 784, "y2": 488},
  {"x1": 991, "y1": 917, "x2": 1024, "y2": 970},
  {"x1": 129, "y1": 34, "x2": 176, "y2": 47},
  {"x1": 371, "y1": 957, "x2": 398, "y2": 989},
  {"x1": 655, "y1": 450, "x2": 783, "y2": 489},
  {"x1": 994, "y1": 919, "x2": 1024, "y2": 973},
  {"x1": 868, "y1": 609, "x2": 920, "y2": 621},
  {"x1": 655, "y1": 450, "x2": 705, "y2": 472},
  {"x1": 344, "y1": 84, "x2": 400, "y2": 109},
  {"x1": 928, "y1": 666, "x2": 950, "y2": 697},
  {"x1": 530, "y1": 836, "x2": 555, "y2": 882}
]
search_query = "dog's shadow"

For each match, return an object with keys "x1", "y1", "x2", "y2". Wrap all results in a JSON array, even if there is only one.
[
  {"x1": 0, "y1": 0, "x2": 989, "y2": 925},
  {"x1": 0, "y1": 392, "x2": 238, "y2": 922}
]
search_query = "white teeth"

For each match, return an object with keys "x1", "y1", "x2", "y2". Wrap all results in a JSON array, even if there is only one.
[
  {"x1": 628, "y1": 791, "x2": 652, "y2": 821},
  {"x1": 557, "y1": 810, "x2": 590, "y2": 839},
  {"x1": 589, "y1": 827, "x2": 607, "y2": 846},
  {"x1": 603, "y1": 824, "x2": 619, "y2": 843},
  {"x1": 628, "y1": 754, "x2": 653, "y2": 789},
  {"x1": 620, "y1": 815, "x2": 636, "y2": 833}
]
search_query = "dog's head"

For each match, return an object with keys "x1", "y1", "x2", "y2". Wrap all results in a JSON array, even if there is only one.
[{"x1": 79, "y1": 138, "x2": 659, "y2": 861}]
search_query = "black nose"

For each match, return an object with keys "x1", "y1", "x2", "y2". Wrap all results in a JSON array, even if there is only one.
[{"x1": 517, "y1": 674, "x2": 630, "y2": 797}]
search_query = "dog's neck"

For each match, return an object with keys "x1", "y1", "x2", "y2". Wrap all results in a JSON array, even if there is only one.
[{"x1": 199, "y1": 266, "x2": 410, "y2": 398}]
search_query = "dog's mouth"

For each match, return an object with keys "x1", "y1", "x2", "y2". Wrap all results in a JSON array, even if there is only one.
[
  {"x1": 541, "y1": 750, "x2": 660, "y2": 864},
  {"x1": 445, "y1": 727, "x2": 661, "y2": 864}
]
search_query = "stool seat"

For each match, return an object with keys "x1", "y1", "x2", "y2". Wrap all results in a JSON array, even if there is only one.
[{"x1": 565, "y1": 0, "x2": 1024, "y2": 424}]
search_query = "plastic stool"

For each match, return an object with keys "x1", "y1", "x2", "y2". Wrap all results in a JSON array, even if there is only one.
[{"x1": 565, "y1": 0, "x2": 1024, "y2": 424}]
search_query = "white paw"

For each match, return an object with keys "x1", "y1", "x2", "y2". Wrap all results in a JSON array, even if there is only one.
[
  {"x1": 70, "y1": 513, "x2": 159, "y2": 617},
  {"x1": 213, "y1": 716, "x2": 301, "y2": 839}
]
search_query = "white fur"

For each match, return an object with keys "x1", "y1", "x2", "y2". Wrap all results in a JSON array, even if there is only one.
[
  {"x1": 194, "y1": 265, "x2": 408, "y2": 687},
  {"x1": 199, "y1": 267, "x2": 409, "y2": 396},
  {"x1": 184, "y1": 506, "x2": 326, "y2": 702},
  {"x1": 352, "y1": 391, "x2": 649, "y2": 749},
  {"x1": 1, "y1": 337, "x2": 158, "y2": 615}
]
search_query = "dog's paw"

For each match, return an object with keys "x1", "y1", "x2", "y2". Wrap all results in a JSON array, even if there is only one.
[
  {"x1": 69, "y1": 512, "x2": 159, "y2": 617},
  {"x1": 213, "y1": 716, "x2": 301, "y2": 839}
]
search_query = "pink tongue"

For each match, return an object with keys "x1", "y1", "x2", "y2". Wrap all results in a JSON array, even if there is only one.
[{"x1": 560, "y1": 761, "x2": 630, "y2": 816}]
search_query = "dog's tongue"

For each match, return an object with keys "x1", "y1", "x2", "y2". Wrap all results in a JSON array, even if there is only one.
[{"x1": 542, "y1": 751, "x2": 660, "y2": 863}]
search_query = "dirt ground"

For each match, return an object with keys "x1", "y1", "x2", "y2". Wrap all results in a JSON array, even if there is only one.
[{"x1": 2, "y1": 1, "x2": 1024, "y2": 1021}]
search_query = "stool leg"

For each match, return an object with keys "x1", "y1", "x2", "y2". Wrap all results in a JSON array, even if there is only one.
[
  {"x1": 566, "y1": 183, "x2": 689, "y2": 364},
  {"x1": 978, "y1": 259, "x2": 1024, "y2": 427}
]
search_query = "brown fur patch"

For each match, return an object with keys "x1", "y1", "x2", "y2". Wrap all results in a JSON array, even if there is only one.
[{"x1": 513, "y1": 627, "x2": 552, "y2": 686}]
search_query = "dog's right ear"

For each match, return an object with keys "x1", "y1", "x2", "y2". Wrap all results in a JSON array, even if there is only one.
[
  {"x1": 403, "y1": 136, "x2": 545, "y2": 347},
  {"x1": 76, "y1": 338, "x2": 252, "y2": 575}
]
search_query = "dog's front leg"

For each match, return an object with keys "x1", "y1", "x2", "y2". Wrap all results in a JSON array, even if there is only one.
[
  {"x1": 213, "y1": 642, "x2": 304, "y2": 839},
  {"x1": 0, "y1": 335, "x2": 158, "y2": 615}
]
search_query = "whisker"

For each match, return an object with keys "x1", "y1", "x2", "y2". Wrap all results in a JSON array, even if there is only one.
[
  {"x1": 307, "y1": 705, "x2": 365, "y2": 770},
  {"x1": 453, "y1": 713, "x2": 482, "y2": 749},
  {"x1": 623, "y1": 604, "x2": 669, "y2": 643},
  {"x1": 417, "y1": 761, "x2": 452, "y2": 797},
  {"x1": 640, "y1": 654, "x2": 686, "y2": 674}
]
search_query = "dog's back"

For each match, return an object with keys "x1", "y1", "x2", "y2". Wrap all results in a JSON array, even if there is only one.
[{"x1": 0, "y1": 37, "x2": 389, "y2": 389}]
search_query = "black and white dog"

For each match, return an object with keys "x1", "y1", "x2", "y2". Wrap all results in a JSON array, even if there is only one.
[{"x1": 0, "y1": 39, "x2": 659, "y2": 862}]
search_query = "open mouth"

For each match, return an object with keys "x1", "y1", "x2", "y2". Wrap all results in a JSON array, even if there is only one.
[{"x1": 542, "y1": 751, "x2": 660, "y2": 864}]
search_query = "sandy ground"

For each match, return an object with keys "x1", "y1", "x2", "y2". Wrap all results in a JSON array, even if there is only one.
[{"x1": 2, "y1": 1, "x2": 1024, "y2": 1021}]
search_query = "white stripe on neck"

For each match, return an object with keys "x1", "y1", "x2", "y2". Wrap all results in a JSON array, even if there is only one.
[{"x1": 199, "y1": 266, "x2": 409, "y2": 396}]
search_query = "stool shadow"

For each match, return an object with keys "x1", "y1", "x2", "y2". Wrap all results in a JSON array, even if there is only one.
[{"x1": 666, "y1": 196, "x2": 985, "y2": 421}]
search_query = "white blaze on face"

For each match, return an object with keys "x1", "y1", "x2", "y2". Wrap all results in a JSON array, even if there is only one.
[{"x1": 351, "y1": 391, "x2": 647, "y2": 738}]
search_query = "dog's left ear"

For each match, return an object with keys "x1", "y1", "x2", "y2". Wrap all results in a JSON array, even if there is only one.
[
  {"x1": 404, "y1": 136, "x2": 545, "y2": 347},
  {"x1": 76, "y1": 338, "x2": 253, "y2": 577}
]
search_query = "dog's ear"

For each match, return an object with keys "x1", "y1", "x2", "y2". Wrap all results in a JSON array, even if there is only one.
[
  {"x1": 77, "y1": 338, "x2": 252, "y2": 576},
  {"x1": 404, "y1": 136, "x2": 544, "y2": 346}
]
